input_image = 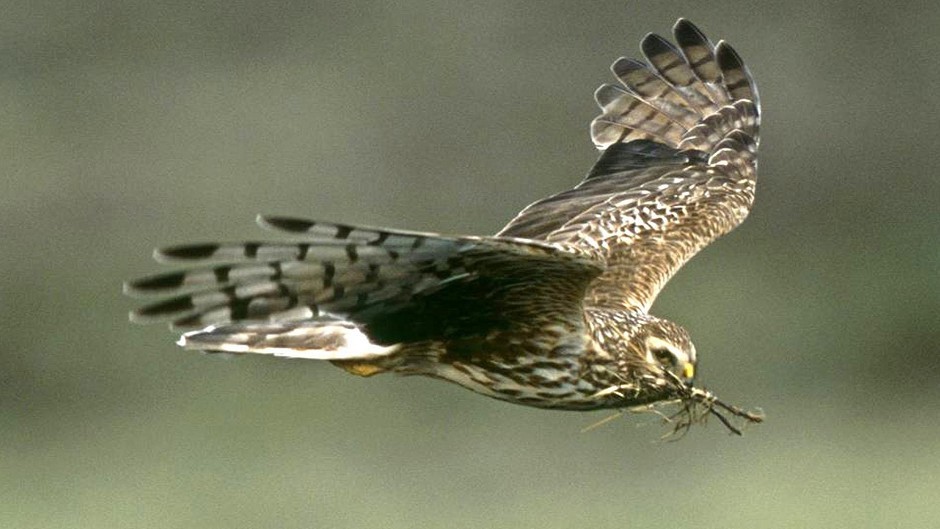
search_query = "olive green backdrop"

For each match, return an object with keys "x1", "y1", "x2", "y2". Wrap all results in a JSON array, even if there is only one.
[{"x1": 2, "y1": 1, "x2": 937, "y2": 527}]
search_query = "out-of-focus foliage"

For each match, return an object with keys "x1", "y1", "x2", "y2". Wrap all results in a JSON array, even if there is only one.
[{"x1": 1, "y1": 1, "x2": 937, "y2": 527}]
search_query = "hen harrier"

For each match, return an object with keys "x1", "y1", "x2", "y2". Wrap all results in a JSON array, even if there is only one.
[{"x1": 127, "y1": 19, "x2": 763, "y2": 433}]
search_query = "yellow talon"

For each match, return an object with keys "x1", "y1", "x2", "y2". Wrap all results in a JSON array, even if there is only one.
[{"x1": 332, "y1": 360, "x2": 386, "y2": 377}]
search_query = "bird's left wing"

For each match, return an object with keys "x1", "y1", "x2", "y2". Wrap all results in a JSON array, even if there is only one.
[
  {"x1": 127, "y1": 217, "x2": 603, "y2": 357},
  {"x1": 498, "y1": 19, "x2": 760, "y2": 312}
]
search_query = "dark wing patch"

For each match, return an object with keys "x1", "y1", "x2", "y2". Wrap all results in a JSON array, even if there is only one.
[
  {"x1": 498, "y1": 141, "x2": 703, "y2": 240},
  {"x1": 358, "y1": 241, "x2": 601, "y2": 346},
  {"x1": 585, "y1": 140, "x2": 707, "y2": 181}
]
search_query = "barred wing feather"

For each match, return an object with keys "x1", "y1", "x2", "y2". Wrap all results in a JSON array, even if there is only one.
[{"x1": 127, "y1": 216, "x2": 601, "y2": 357}]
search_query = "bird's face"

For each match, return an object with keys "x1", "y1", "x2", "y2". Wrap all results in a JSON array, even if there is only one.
[{"x1": 640, "y1": 320, "x2": 697, "y2": 385}]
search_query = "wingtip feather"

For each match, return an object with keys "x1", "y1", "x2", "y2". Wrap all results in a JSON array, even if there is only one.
[
  {"x1": 257, "y1": 215, "x2": 317, "y2": 233},
  {"x1": 673, "y1": 18, "x2": 708, "y2": 44},
  {"x1": 125, "y1": 271, "x2": 188, "y2": 295},
  {"x1": 155, "y1": 243, "x2": 222, "y2": 262}
]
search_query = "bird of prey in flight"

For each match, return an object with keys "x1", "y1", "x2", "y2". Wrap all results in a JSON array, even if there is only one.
[{"x1": 127, "y1": 19, "x2": 764, "y2": 434}]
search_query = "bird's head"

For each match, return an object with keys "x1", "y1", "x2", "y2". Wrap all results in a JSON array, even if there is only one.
[{"x1": 635, "y1": 318, "x2": 697, "y2": 385}]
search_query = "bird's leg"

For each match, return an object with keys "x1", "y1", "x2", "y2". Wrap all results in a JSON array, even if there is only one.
[{"x1": 330, "y1": 360, "x2": 387, "y2": 377}]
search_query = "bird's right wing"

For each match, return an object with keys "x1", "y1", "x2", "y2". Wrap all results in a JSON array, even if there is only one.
[{"x1": 499, "y1": 19, "x2": 760, "y2": 311}]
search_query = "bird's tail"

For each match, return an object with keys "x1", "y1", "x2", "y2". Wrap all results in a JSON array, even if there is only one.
[{"x1": 591, "y1": 18, "x2": 760, "y2": 159}]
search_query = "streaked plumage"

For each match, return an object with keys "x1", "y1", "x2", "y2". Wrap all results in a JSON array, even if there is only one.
[{"x1": 127, "y1": 19, "x2": 764, "y2": 433}]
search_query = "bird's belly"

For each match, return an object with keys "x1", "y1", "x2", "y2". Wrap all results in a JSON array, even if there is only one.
[{"x1": 428, "y1": 357, "x2": 613, "y2": 410}]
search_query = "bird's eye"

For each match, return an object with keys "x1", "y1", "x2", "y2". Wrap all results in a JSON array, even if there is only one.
[{"x1": 652, "y1": 348, "x2": 678, "y2": 369}]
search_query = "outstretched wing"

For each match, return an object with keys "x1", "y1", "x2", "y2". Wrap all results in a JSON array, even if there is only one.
[
  {"x1": 498, "y1": 19, "x2": 760, "y2": 312},
  {"x1": 127, "y1": 216, "x2": 602, "y2": 356}
]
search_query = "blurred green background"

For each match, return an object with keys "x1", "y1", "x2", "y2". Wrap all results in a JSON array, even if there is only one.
[{"x1": 2, "y1": 0, "x2": 938, "y2": 527}]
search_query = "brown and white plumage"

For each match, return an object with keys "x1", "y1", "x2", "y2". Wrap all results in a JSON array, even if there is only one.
[{"x1": 127, "y1": 19, "x2": 764, "y2": 432}]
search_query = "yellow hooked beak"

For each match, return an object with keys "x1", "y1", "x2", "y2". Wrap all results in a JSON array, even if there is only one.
[{"x1": 682, "y1": 362, "x2": 695, "y2": 380}]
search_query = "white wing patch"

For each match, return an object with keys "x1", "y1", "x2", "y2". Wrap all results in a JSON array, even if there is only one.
[{"x1": 178, "y1": 321, "x2": 400, "y2": 360}]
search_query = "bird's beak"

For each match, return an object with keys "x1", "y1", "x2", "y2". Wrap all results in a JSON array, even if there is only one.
[{"x1": 682, "y1": 362, "x2": 695, "y2": 380}]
